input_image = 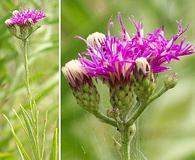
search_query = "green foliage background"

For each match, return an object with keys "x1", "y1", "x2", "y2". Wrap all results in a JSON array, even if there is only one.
[
  {"x1": 0, "y1": 0, "x2": 58, "y2": 159},
  {"x1": 61, "y1": 0, "x2": 195, "y2": 160}
]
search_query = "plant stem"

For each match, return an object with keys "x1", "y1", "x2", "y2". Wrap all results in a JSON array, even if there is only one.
[
  {"x1": 147, "y1": 87, "x2": 168, "y2": 104},
  {"x1": 127, "y1": 103, "x2": 146, "y2": 126},
  {"x1": 93, "y1": 111, "x2": 117, "y2": 127},
  {"x1": 22, "y1": 38, "x2": 41, "y2": 160},
  {"x1": 121, "y1": 125, "x2": 130, "y2": 160},
  {"x1": 121, "y1": 124, "x2": 135, "y2": 160},
  {"x1": 23, "y1": 39, "x2": 32, "y2": 103},
  {"x1": 127, "y1": 87, "x2": 168, "y2": 126}
]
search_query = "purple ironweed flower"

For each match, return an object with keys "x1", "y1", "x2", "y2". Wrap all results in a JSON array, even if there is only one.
[
  {"x1": 79, "y1": 14, "x2": 195, "y2": 84},
  {"x1": 5, "y1": 9, "x2": 46, "y2": 26}
]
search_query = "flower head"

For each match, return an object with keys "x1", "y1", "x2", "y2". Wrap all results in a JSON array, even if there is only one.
[
  {"x1": 86, "y1": 32, "x2": 106, "y2": 48},
  {"x1": 62, "y1": 60, "x2": 100, "y2": 113},
  {"x1": 5, "y1": 9, "x2": 46, "y2": 27},
  {"x1": 62, "y1": 59, "x2": 90, "y2": 88},
  {"x1": 79, "y1": 14, "x2": 195, "y2": 85}
]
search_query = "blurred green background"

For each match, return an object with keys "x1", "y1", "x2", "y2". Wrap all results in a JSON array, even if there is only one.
[
  {"x1": 62, "y1": 0, "x2": 195, "y2": 160},
  {"x1": 0, "y1": 0, "x2": 58, "y2": 159}
]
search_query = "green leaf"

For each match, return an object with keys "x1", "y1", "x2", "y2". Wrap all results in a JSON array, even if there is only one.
[
  {"x1": 49, "y1": 128, "x2": 58, "y2": 160},
  {"x1": 3, "y1": 114, "x2": 31, "y2": 160}
]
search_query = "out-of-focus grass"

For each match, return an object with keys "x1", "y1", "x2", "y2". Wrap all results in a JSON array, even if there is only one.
[
  {"x1": 0, "y1": 0, "x2": 58, "y2": 159},
  {"x1": 61, "y1": 0, "x2": 195, "y2": 160}
]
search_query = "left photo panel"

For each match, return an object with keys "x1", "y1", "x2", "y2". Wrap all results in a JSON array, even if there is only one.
[{"x1": 0, "y1": 1, "x2": 59, "y2": 160}]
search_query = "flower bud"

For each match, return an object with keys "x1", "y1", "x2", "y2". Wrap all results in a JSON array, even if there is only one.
[
  {"x1": 134, "y1": 78, "x2": 155, "y2": 103},
  {"x1": 62, "y1": 60, "x2": 100, "y2": 113},
  {"x1": 5, "y1": 19, "x2": 17, "y2": 36},
  {"x1": 164, "y1": 73, "x2": 178, "y2": 89},
  {"x1": 86, "y1": 32, "x2": 106, "y2": 48},
  {"x1": 109, "y1": 83, "x2": 135, "y2": 120},
  {"x1": 134, "y1": 57, "x2": 155, "y2": 102}
]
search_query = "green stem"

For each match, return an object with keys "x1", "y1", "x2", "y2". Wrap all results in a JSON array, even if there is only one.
[
  {"x1": 121, "y1": 124, "x2": 135, "y2": 160},
  {"x1": 147, "y1": 87, "x2": 168, "y2": 104},
  {"x1": 23, "y1": 39, "x2": 32, "y2": 103},
  {"x1": 121, "y1": 125, "x2": 130, "y2": 160},
  {"x1": 93, "y1": 111, "x2": 117, "y2": 127},
  {"x1": 127, "y1": 103, "x2": 146, "y2": 126},
  {"x1": 127, "y1": 87, "x2": 168, "y2": 126},
  {"x1": 22, "y1": 38, "x2": 41, "y2": 160}
]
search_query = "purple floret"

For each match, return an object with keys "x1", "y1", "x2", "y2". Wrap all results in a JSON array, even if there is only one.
[
  {"x1": 79, "y1": 14, "x2": 195, "y2": 82},
  {"x1": 7, "y1": 9, "x2": 46, "y2": 26}
]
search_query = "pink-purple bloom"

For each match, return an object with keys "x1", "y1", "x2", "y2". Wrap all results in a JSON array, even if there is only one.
[
  {"x1": 79, "y1": 14, "x2": 195, "y2": 83},
  {"x1": 5, "y1": 9, "x2": 46, "y2": 26}
]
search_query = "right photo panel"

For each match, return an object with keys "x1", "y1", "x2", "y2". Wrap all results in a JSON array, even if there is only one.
[{"x1": 61, "y1": 0, "x2": 195, "y2": 160}]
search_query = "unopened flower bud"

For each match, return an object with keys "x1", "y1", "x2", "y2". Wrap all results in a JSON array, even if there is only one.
[
  {"x1": 134, "y1": 57, "x2": 155, "y2": 102},
  {"x1": 86, "y1": 32, "x2": 106, "y2": 48},
  {"x1": 5, "y1": 19, "x2": 17, "y2": 36},
  {"x1": 110, "y1": 83, "x2": 135, "y2": 120},
  {"x1": 164, "y1": 73, "x2": 178, "y2": 89},
  {"x1": 62, "y1": 60, "x2": 88, "y2": 88},
  {"x1": 62, "y1": 60, "x2": 100, "y2": 113}
]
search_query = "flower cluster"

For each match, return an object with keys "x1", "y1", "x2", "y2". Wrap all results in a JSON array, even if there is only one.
[
  {"x1": 62, "y1": 15, "x2": 195, "y2": 159},
  {"x1": 79, "y1": 15, "x2": 194, "y2": 84},
  {"x1": 5, "y1": 9, "x2": 46, "y2": 40},
  {"x1": 5, "y1": 9, "x2": 46, "y2": 27},
  {"x1": 62, "y1": 14, "x2": 194, "y2": 120}
]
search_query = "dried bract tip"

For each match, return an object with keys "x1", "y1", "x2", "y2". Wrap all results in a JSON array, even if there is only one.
[
  {"x1": 5, "y1": 19, "x2": 12, "y2": 26},
  {"x1": 135, "y1": 57, "x2": 150, "y2": 75},
  {"x1": 12, "y1": 10, "x2": 19, "y2": 15},
  {"x1": 28, "y1": 18, "x2": 33, "y2": 24},
  {"x1": 86, "y1": 32, "x2": 106, "y2": 48},
  {"x1": 62, "y1": 59, "x2": 88, "y2": 88}
]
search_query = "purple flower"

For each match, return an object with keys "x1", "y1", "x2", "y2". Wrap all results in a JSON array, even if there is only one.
[
  {"x1": 5, "y1": 9, "x2": 46, "y2": 26},
  {"x1": 79, "y1": 14, "x2": 195, "y2": 84}
]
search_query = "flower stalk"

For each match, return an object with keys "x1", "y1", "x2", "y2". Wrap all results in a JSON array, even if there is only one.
[
  {"x1": 22, "y1": 37, "x2": 41, "y2": 160},
  {"x1": 93, "y1": 111, "x2": 117, "y2": 127},
  {"x1": 23, "y1": 38, "x2": 32, "y2": 103},
  {"x1": 120, "y1": 124, "x2": 135, "y2": 160}
]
